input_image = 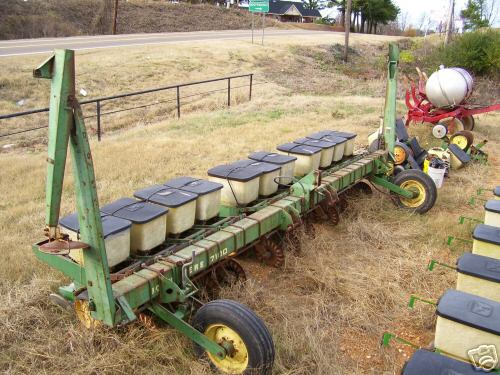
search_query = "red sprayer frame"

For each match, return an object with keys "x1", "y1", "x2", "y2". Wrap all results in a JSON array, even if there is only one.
[{"x1": 405, "y1": 78, "x2": 500, "y2": 127}]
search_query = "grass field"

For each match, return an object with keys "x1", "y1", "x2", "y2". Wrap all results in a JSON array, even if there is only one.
[{"x1": 0, "y1": 32, "x2": 499, "y2": 374}]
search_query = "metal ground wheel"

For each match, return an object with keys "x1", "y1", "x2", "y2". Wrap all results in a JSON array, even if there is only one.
[
  {"x1": 391, "y1": 170, "x2": 437, "y2": 214},
  {"x1": 440, "y1": 118, "x2": 464, "y2": 135},
  {"x1": 461, "y1": 115, "x2": 475, "y2": 131},
  {"x1": 254, "y1": 238, "x2": 285, "y2": 268},
  {"x1": 192, "y1": 299, "x2": 274, "y2": 375}
]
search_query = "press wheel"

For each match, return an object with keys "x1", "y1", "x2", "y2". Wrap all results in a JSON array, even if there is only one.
[
  {"x1": 192, "y1": 299, "x2": 274, "y2": 375},
  {"x1": 254, "y1": 238, "x2": 285, "y2": 268},
  {"x1": 391, "y1": 170, "x2": 437, "y2": 214},
  {"x1": 449, "y1": 130, "x2": 474, "y2": 151}
]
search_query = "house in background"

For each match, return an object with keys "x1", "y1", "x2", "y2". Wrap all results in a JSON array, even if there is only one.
[{"x1": 266, "y1": 0, "x2": 321, "y2": 23}]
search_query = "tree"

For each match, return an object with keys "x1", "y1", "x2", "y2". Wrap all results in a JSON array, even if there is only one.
[
  {"x1": 344, "y1": 0, "x2": 352, "y2": 61},
  {"x1": 303, "y1": 0, "x2": 320, "y2": 9},
  {"x1": 461, "y1": 0, "x2": 495, "y2": 30}
]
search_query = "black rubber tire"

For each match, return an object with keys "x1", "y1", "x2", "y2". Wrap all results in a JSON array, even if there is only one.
[
  {"x1": 192, "y1": 299, "x2": 275, "y2": 375},
  {"x1": 391, "y1": 170, "x2": 437, "y2": 214}
]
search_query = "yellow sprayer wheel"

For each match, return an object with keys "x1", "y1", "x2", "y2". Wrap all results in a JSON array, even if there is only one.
[{"x1": 450, "y1": 130, "x2": 474, "y2": 151}]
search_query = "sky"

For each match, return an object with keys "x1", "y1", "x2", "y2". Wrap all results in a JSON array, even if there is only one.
[{"x1": 393, "y1": 0, "x2": 499, "y2": 29}]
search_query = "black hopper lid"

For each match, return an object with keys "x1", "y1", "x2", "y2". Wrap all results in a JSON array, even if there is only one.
[
  {"x1": 165, "y1": 177, "x2": 223, "y2": 196},
  {"x1": 248, "y1": 151, "x2": 297, "y2": 165},
  {"x1": 485, "y1": 200, "x2": 500, "y2": 214},
  {"x1": 402, "y1": 349, "x2": 491, "y2": 375},
  {"x1": 101, "y1": 197, "x2": 167, "y2": 224},
  {"x1": 276, "y1": 142, "x2": 321, "y2": 155},
  {"x1": 294, "y1": 138, "x2": 335, "y2": 149},
  {"x1": 473, "y1": 224, "x2": 500, "y2": 246},
  {"x1": 134, "y1": 185, "x2": 198, "y2": 208},
  {"x1": 437, "y1": 289, "x2": 500, "y2": 335},
  {"x1": 457, "y1": 253, "x2": 500, "y2": 283},
  {"x1": 60, "y1": 212, "x2": 131, "y2": 238},
  {"x1": 208, "y1": 162, "x2": 263, "y2": 182}
]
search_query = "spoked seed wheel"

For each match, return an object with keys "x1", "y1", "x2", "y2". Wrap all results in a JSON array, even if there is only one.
[
  {"x1": 391, "y1": 170, "x2": 437, "y2": 214},
  {"x1": 254, "y1": 238, "x2": 285, "y2": 268},
  {"x1": 193, "y1": 299, "x2": 275, "y2": 375}
]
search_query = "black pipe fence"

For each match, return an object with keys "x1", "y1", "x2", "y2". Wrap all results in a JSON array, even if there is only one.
[{"x1": 0, "y1": 73, "x2": 255, "y2": 141}]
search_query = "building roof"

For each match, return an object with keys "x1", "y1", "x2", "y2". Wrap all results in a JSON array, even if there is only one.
[{"x1": 268, "y1": 0, "x2": 321, "y2": 17}]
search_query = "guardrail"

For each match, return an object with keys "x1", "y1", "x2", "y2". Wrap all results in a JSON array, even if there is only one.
[{"x1": 0, "y1": 73, "x2": 255, "y2": 141}]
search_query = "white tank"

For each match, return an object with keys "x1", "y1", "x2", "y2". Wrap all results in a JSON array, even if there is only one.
[{"x1": 425, "y1": 67, "x2": 473, "y2": 108}]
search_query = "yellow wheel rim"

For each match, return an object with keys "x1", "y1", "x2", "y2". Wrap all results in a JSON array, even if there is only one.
[
  {"x1": 74, "y1": 300, "x2": 100, "y2": 329},
  {"x1": 399, "y1": 180, "x2": 426, "y2": 208},
  {"x1": 393, "y1": 146, "x2": 407, "y2": 165},
  {"x1": 451, "y1": 135, "x2": 468, "y2": 150},
  {"x1": 205, "y1": 324, "x2": 249, "y2": 374}
]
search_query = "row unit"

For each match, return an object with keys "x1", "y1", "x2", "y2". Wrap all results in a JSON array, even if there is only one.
[
  {"x1": 208, "y1": 130, "x2": 357, "y2": 206},
  {"x1": 404, "y1": 191, "x2": 500, "y2": 373}
]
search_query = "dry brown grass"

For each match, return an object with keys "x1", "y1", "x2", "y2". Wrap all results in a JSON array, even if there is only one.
[{"x1": 0, "y1": 34, "x2": 499, "y2": 374}]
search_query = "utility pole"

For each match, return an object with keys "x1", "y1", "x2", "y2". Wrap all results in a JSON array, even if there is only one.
[
  {"x1": 444, "y1": 0, "x2": 454, "y2": 44},
  {"x1": 343, "y1": 0, "x2": 352, "y2": 62},
  {"x1": 112, "y1": 0, "x2": 119, "y2": 35}
]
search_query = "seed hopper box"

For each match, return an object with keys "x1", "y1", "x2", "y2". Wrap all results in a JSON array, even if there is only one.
[
  {"x1": 484, "y1": 200, "x2": 500, "y2": 227},
  {"x1": 248, "y1": 151, "x2": 296, "y2": 186},
  {"x1": 472, "y1": 224, "x2": 500, "y2": 259},
  {"x1": 133, "y1": 185, "x2": 197, "y2": 235},
  {"x1": 456, "y1": 253, "x2": 500, "y2": 302},
  {"x1": 60, "y1": 213, "x2": 132, "y2": 267},
  {"x1": 165, "y1": 177, "x2": 223, "y2": 221},
  {"x1": 434, "y1": 289, "x2": 500, "y2": 366},
  {"x1": 207, "y1": 163, "x2": 262, "y2": 206},
  {"x1": 100, "y1": 198, "x2": 167, "y2": 253},
  {"x1": 307, "y1": 131, "x2": 348, "y2": 159},
  {"x1": 402, "y1": 349, "x2": 490, "y2": 375},
  {"x1": 293, "y1": 138, "x2": 335, "y2": 168},
  {"x1": 276, "y1": 143, "x2": 322, "y2": 176},
  {"x1": 232, "y1": 159, "x2": 281, "y2": 197}
]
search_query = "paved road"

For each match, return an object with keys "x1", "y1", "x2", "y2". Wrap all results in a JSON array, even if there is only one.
[{"x1": 0, "y1": 29, "x2": 338, "y2": 57}]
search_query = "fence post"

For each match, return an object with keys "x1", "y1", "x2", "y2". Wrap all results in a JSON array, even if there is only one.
[
  {"x1": 249, "y1": 74, "x2": 253, "y2": 101},
  {"x1": 96, "y1": 100, "x2": 102, "y2": 141},
  {"x1": 227, "y1": 78, "x2": 231, "y2": 107},
  {"x1": 176, "y1": 86, "x2": 181, "y2": 118}
]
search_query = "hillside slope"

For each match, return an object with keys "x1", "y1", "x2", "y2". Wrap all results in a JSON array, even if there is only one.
[{"x1": 0, "y1": 0, "x2": 270, "y2": 40}]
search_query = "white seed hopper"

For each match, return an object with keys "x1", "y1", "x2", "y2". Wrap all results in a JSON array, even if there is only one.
[
  {"x1": 434, "y1": 289, "x2": 500, "y2": 366},
  {"x1": 472, "y1": 224, "x2": 500, "y2": 259},
  {"x1": 484, "y1": 200, "x2": 500, "y2": 227},
  {"x1": 165, "y1": 177, "x2": 223, "y2": 221},
  {"x1": 101, "y1": 198, "x2": 167, "y2": 253},
  {"x1": 248, "y1": 151, "x2": 297, "y2": 186},
  {"x1": 276, "y1": 142, "x2": 321, "y2": 177},
  {"x1": 207, "y1": 163, "x2": 262, "y2": 206},
  {"x1": 60, "y1": 212, "x2": 131, "y2": 267},
  {"x1": 232, "y1": 159, "x2": 280, "y2": 196},
  {"x1": 456, "y1": 253, "x2": 500, "y2": 302},
  {"x1": 134, "y1": 185, "x2": 197, "y2": 235},
  {"x1": 293, "y1": 138, "x2": 335, "y2": 168}
]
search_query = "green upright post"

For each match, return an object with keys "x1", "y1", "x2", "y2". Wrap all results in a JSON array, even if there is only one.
[
  {"x1": 34, "y1": 49, "x2": 116, "y2": 326},
  {"x1": 383, "y1": 43, "x2": 399, "y2": 158}
]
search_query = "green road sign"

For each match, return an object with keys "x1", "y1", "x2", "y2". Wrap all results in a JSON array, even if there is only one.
[{"x1": 249, "y1": 0, "x2": 269, "y2": 12}]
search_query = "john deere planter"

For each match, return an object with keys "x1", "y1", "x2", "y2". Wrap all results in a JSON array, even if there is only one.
[{"x1": 32, "y1": 44, "x2": 436, "y2": 374}]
